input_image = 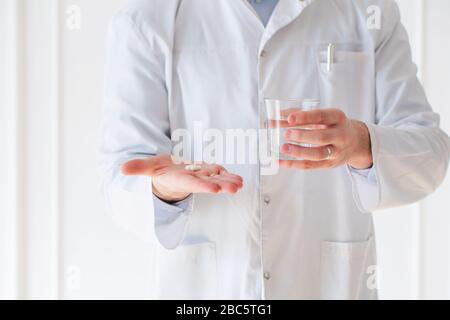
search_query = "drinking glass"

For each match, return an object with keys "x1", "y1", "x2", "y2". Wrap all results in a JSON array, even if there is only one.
[{"x1": 264, "y1": 98, "x2": 320, "y2": 161}]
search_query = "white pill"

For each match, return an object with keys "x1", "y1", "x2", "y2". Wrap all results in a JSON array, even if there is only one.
[{"x1": 185, "y1": 164, "x2": 202, "y2": 172}]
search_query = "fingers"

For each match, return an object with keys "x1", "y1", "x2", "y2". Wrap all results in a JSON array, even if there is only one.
[
  {"x1": 182, "y1": 163, "x2": 243, "y2": 194},
  {"x1": 194, "y1": 170, "x2": 244, "y2": 194},
  {"x1": 284, "y1": 128, "x2": 338, "y2": 146},
  {"x1": 280, "y1": 108, "x2": 303, "y2": 119},
  {"x1": 196, "y1": 165, "x2": 243, "y2": 182},
  {"x1": 187, "y1": 176, "x2": 222, "y2": 194},
  {"x1": 207, "y1": 177, "x2": 242, "y2": 193},
  {"x1": 278, "y1": 159, "x2": 334, "y2": 170},
  {"x1": 219, "y1": 171, "x2": 244, "y2": 184},
  {"x1": 215, "y1": 175, "x2": 244, "y2": 190},
  {"x1": 187, "y1": 175, "x2": 243, "y2": 194},
  {"x1": 288, "y1": 108, "x2": 346, "y2": 126},
  {"x1": 281, "y1": 144, "x2": 334, "y2": 161},
  {"x1": 194, "y1": 166, "x2": 221, "y2": 178}
]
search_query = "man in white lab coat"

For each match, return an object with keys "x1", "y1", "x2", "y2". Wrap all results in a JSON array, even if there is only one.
[{"x1": 98, "y1": 0, "x2": 450, "y2": 299}]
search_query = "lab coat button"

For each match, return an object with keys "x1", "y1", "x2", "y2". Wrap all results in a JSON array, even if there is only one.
[
  {"x1": 264, "y1": 272, "x2": 271, "y2": 280},
  {"x1": 260, "y1": 50, "x2": 267, "y2": 58},
  {"x1": 264, "y1": 195, "x2": 271, "y2": 204}
]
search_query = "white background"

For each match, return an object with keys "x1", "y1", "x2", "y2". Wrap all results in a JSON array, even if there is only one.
[{"x1": 1, "y1": 0, "x2": 449, "y2": 299}]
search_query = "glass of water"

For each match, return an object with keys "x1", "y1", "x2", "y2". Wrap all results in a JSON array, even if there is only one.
[{"x1": 264, "y1": 98, "x2": 320, "y2": 161}]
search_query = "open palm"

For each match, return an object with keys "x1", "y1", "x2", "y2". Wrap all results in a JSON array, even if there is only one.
[{"x1": 121, "y1": 155, "x2": 244, "y2": 202}]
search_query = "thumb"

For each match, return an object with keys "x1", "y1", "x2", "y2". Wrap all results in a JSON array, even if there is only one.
[{"x1": 121, "y1": 158, "x2": 159, "y2": 176}]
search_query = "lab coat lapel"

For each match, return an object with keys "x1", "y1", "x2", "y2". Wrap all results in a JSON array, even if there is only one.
[{"x1": 260, "y1": 0, "x2": 316, "y2": 51}]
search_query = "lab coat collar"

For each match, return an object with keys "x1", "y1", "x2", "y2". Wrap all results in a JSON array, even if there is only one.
[{"x1": 258, "y1": 0, "x2": 317, "y2": 51}]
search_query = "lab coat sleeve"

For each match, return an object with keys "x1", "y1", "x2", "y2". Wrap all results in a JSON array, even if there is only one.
[
  {"x1": 153, "y1": 194, "x2": 194, "y2": 249},
  {"x1": 348, "y1": 167, "x2": 375, "y2": 182},
  {"x1": 349, "y1": 0, "x2": 450, "y2": 213},
  {"x1": 98, "y1": 12, "x2": 190, "y2": 248}
]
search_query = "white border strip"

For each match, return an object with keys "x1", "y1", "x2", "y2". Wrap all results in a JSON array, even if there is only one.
[
  {"x1": 0, "y1": 0, "x2": 18, "y2": 299},
  {"x1": 412, "y1": 0, "x2": 426, "y2": 300},
  {"x1": 50, "y1": 0, "x2": 61, "y2": 300},
  {"x1": 15, "y1": 0, "x2": 26, "y2": 300}
]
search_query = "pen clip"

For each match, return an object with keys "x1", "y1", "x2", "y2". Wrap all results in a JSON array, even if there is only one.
[{"x1": 327, "y1": 43, "x2": 335, "y2": 73}]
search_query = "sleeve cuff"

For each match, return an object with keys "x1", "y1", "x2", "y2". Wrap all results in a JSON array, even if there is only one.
[
  {"x1": 347, "y1": 165, "x2": 380, "y2": 213},
  {"x1": 152, "y1": 194, "x2": 194, "y2": 249},
  {"x1": 348, "y1": 166, "x2": 377, "y2": 184},
  {"x1": 347, "y1": 122, "x2": 381, "y2": 213}
]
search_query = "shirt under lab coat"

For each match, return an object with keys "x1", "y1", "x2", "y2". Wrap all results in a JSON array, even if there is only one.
[{"x1": 98, "y1": 0, "x2": 450, "y2": 300}]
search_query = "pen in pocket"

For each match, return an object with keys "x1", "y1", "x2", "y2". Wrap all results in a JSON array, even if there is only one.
[{"x1": 327, "y1": 43, "x2": 335, "y2": 72}]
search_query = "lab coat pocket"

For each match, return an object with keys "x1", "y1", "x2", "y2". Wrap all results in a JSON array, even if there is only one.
[
  {"x1": 316, "y1": 48, "x2": 374, "y2": 120},
  {"x1": 320, "y1": 237, "x2": 375, "y2": 300},
  {"x1": 155, "y1": 242, "x2": 217, "y2": 299}
]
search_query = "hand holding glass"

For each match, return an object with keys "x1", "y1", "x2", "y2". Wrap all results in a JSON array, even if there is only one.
[{"x1": 264, "y1": 99, "x2": 320, "y2": 161}]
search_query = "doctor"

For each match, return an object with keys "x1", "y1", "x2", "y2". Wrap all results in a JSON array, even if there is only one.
[{"x1": 99, "y1": 0, "x2": 450, "y2": 299}]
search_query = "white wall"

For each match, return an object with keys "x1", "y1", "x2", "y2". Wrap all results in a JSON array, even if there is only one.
[
  {"x1": 0, "y1": 0, "x2": 23, "y2": 299},
  {"x1": 374, "y1": 0, "x2": 450, "y2": 299},
  {"x1": 0, "y1": 0, "x2": 449, "y2": 299}
]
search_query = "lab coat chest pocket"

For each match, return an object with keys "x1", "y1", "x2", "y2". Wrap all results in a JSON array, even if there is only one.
[
  {"x1": 155, "y1": 242, "x2": 217, "y2": 299},
  {"x1": 320, "y1": 237, "x2": 376, "y2": 300},
  {"x1": 316, "y1": 47, "x2": 375, "y2": 120}
]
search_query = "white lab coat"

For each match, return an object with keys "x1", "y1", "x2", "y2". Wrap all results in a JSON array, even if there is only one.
[{"x1": 98, "y1": 0, "x2": 450, "y2": 300}]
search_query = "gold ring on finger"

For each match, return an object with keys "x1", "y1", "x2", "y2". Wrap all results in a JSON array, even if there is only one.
[{"x1": 326, "y1": 147, "x2": 333, "y2": 161}]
